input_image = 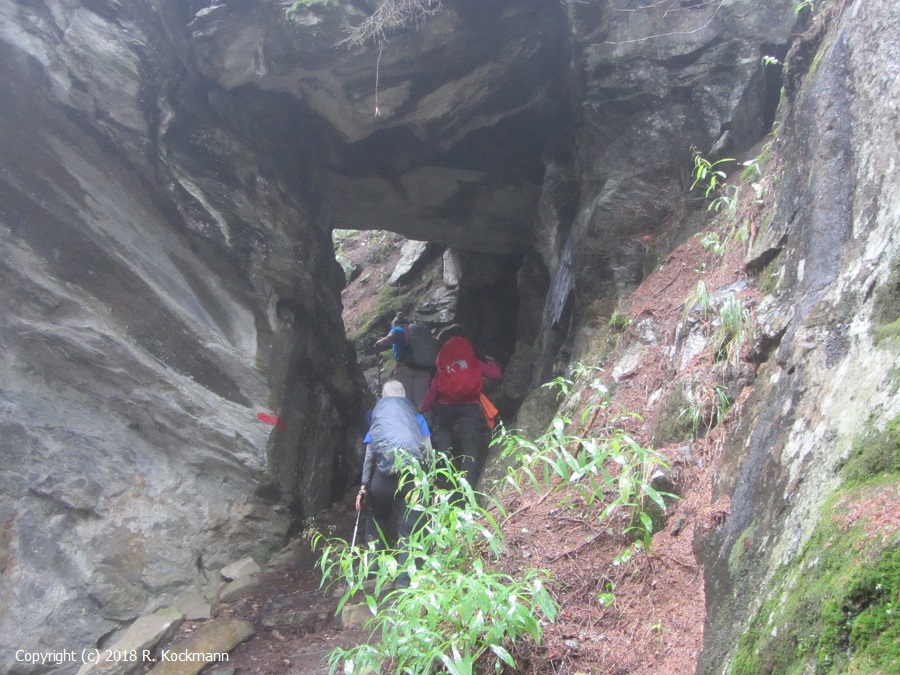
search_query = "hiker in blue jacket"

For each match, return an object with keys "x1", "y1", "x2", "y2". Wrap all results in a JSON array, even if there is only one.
[
  {"x1": 374, "y1": 312, "x2": 434, "y2": 411},
  {"x1": 357, "y1": 380, "x2": 432, "y2": 587}
]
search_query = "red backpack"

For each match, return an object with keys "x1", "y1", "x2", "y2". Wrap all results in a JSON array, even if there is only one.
[{"x1": 435, "y1": 337, "x2": 483, "y2": 403}]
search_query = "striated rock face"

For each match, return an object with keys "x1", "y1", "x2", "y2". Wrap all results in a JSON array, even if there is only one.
[
  {"x1": 0, "y1": 0, "x2": 365, "y2": 664},
  {"x1": 530, "y1": 0, "x2": 798, "y2": 382},
  {"x1": 695, "y1": 0, "x2": 900, "y2": 669}
]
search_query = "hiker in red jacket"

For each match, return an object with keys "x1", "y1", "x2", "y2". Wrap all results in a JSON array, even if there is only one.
[{"x1": 420, "y1": 325, "x2": 501, "y2": 487}]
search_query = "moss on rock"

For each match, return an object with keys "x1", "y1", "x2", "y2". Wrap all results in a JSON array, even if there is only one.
[
  {"x1": 842, "y1": 416, "x2": 900, "y2": 485},
  {"x1": 757, "y1": 257, "x2": 782, "y2": 295},
  {"x1": 731, "y1": 479, "x2": 900, "y2": 674},
  {"x1": 873, "y1": 319, "x2": 900, "y2": 346},
  {"x1": 651, "y1": 386, "x2": 696, "y2": 446},
  {"x1": 873, "y1": 258, "x2": 900, "y2": 345}
]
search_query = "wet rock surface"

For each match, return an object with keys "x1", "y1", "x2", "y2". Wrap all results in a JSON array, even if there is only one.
[
  {"x1": 0, "y1": 0, "x2": 365, "y2": 663},
  {"x1": 695, "y1": 0, "x2": 900, "y2": 668}
]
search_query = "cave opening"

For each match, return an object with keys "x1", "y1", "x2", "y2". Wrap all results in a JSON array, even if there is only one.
[
  {"x1": 332, "y1": 228, "x2": 534, "y2": 418},
  {"x1": 322, "y1": 84, "x2": 563, "y2": 425}
]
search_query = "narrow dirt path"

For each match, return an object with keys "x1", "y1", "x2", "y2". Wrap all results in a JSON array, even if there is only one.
[{"x1": 202, "y1": 492, "x2": 369, "y2": 675}]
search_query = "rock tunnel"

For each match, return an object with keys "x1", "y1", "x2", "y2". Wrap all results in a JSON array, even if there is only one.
[{"x1": 0, "y1": 0, "x2": 798, "y2": 659}]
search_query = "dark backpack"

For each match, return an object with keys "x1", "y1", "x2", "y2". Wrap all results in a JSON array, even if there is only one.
[
  {"x1": 404, "y1": 322, "x2": 438, "y2": 369},
  {"x1": 368, "y1": 396, "x2": 425, "y2": 475},
  {"x1": 434, "y1": 336, "x2": 483, "y2": 404}
]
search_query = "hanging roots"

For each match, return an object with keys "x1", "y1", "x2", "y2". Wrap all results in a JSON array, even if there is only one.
[{"x1": 342, "y1": 0, "x2": 444, "y2": 46}]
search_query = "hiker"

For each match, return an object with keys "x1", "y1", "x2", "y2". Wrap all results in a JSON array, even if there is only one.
[
  {"x1": 420, "y1": 325, "x2": 501, "y2": 488},
  {"x1": 356, "y1": 380, "x2": 432, "y2": 587},
  {"x1": 374, "y1": 313, "x2": 437, "y2": 411}
]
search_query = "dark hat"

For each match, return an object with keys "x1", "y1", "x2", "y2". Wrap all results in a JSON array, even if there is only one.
[{"x1": 437, "y1": 323, "x2": 468, "y2": 344}]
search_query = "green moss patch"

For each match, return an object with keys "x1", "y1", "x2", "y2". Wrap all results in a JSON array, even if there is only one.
[
  {"x1": 817, "y1": 545, "x2": 900, "y2": 672},
  {"x1": 757, "y1": 257, "x2": 782, "y2": 295},
  {"x1": 728, "y1": 523, "x2": 757, "y2": 575},
  {"x1": 874, "y1": 319, "x2": 900, "y2": 346},
  {"x1": 651, "y1": 386, "x2": 696, "y2": 446},
  {"x1": 731, "y1": 479, "x2": 900, "y2": 674},
  {"x1": 842, "y1": 416, "x2": 900, "y2": 485}
]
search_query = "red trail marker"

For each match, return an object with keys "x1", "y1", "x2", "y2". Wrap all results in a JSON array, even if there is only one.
[{"x1": 256, "y1": 412, "x2": 287, "y2": 431}]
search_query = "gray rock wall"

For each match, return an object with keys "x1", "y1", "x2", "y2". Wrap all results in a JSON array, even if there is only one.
[
  {"x1": 532, "y1": 0, "x2": 798, "y2": 382},
  {"x1": 695, "y1": 0, "x2": 900, "y2": 669},
  {"x1": 0, "y1": 1, "x2": 364, "y2": 666}
]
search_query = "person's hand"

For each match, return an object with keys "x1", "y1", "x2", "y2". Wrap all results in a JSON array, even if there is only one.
[{"x1": 356, "y1": 487, "x2": 367, "y2": 512}]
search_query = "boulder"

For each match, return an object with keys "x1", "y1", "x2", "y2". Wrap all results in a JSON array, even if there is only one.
[
  {"x1": 218, "y1": 557, "x2": 261, "y2": 581},
  {"x1": 340, "y1": 603, "x2": 375, "y2": 630},
  {"x1": 76, "y1": 608, "x2": 183, "y2": 675},
  {"x1": 388, "y1": 240, "x2": 431, "y2": 286},
  {"x1": 146, "y1": 619, "x2": 254, "y2": 675},
  {"x1": 173, "y1": 593, "x2": 212, "y2": 622},
  {"x1": 218, "y1": 576, "x2": 259, "y2": 604}
]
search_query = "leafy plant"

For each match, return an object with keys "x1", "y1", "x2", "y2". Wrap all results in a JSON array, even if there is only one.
[
  {"x1": 796, "y1": 0, "x2": 817, "y2": 14},
  {"x1": 312, "y1": 455, "x2": 557, "y2": 674},
  {"x1": 691, "y1": 150, "x2": 734, "y2": 198},
  {"x1": 709, "y1": 184, "x2": 740, "y2": 214},
  {"x1": 612, "y1": 541, "x2": 643, "y2": 567},
  {"x1": 713, "y1": 295, "x2": 754, "y2": 368},
  {"x1": 684, "y1": 280, "x2": 711, "y2": 322},
  {"x1": 734, "y1": 218, "x2": 751, "y2": 245},
  {"x1": 693, "y1": 142, "x2": 773, "y2": 222},
  {"x1": 677, "y1": 399, "x2": 704, "y2": 440},
  {"x1": 713, "y1": 383, "x2": 731, "y2": 418},
  {"x1": 609, "y1": 310, "x2": 632, "y2": 332},
  {"x1": 570, "y1": 361, "x2": 606, "y2": 382},
  {"x1": 494, "y1": 385, "x2": 675, "y2": 552},
  {"x1": 677, "y1": 382, "x2": 731, "y2": 439},
  {"x1": 597, "y1": 581, "x2": 616, "y2": 607},
  {"x1": 543, "y1": 363, "x2": 608, "y2": 402},
  {"x1": 698, "y1": 231, "x2": 726, "y2": 256}
]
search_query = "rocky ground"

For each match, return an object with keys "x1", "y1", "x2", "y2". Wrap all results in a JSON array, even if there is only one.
[
  {"x1": 147, "y1": 493, "x2": 367, "y2": 675},
  {"x1": 211, "y1": 499, "x2": 368, "y2": 675}
]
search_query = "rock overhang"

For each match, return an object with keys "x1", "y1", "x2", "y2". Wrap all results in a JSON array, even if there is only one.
[{"x1": 188, "y1": 0, "x2": 567, "y2": 253}]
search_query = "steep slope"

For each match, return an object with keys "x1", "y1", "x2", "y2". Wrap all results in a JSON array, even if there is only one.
[{"x1": 493, "y1": 1, "x2": 900, "y2": 671}]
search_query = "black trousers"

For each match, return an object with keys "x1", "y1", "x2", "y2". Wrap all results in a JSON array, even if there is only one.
[
  {"x1": 432, "y1": 402, "x2": 487, "y2": 487},
  {"x1": 365, "y1": 469, "x2": 425, "y2": 586}
]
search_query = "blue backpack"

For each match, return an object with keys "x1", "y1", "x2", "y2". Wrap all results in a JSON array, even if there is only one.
[{"x1": 368, "y1": 397, "x2": 425, "y2": 475}]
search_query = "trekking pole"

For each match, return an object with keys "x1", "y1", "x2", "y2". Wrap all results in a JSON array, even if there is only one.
[
  {"x1": 347, "y1": 505, "x2": 363, "y2": 596},
  {"x1": 350, "y1": 507, "x2": 361, "y2": 549},
  {"x1": 376, "y1": 351, "x2": 383, "y2": 393}
]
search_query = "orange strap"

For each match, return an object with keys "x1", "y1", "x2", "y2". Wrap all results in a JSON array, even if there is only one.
[{"x1": 479, "y1": 393, "x2": 499, "y2": 429}]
